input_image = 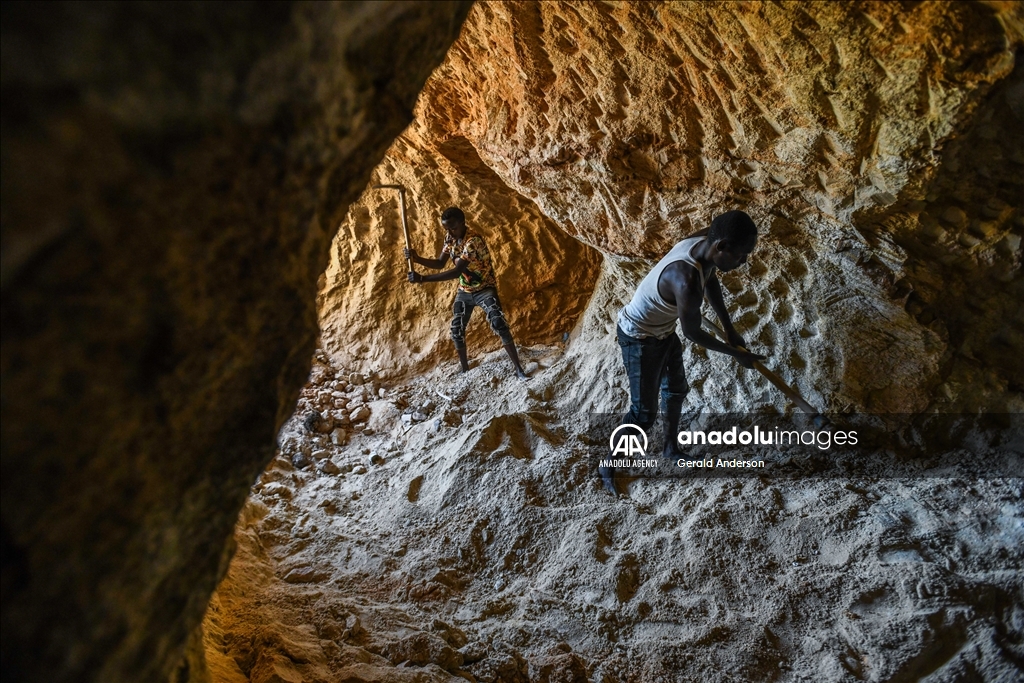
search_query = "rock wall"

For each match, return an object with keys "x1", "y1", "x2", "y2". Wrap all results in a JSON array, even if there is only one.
[
  {"x1": 319, "y1": 0, "x2": 1023, "y2": 413},
  {"x1": 317, "y1": 130, "x2": 601, "y2": 374},
  {"x1": 0, "y1": 2, "x2": 471, "y2": 681},
  {"x1": 201, "y1": 2, "x2": 1022, "y2": 682}
]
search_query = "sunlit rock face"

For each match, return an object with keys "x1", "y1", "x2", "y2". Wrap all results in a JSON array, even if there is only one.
[
  {"x1": 0, "y1": 2, "x2": 471, "y2": 682},
  {"x1": 316, "y1": 129, "x2": 602, "y2": 375},
  {"x1": 321, "y1": 0, "x2": 1022, "y2": 413}
]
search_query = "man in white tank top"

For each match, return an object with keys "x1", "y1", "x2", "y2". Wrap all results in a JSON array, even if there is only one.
[{"x1": 601, "y1": 210, "x2": 766, "y2": 496}]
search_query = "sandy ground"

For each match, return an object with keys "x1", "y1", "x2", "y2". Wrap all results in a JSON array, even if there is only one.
[{"x1": 199, "y1": 335, "x2": 1023, "y2": 683}]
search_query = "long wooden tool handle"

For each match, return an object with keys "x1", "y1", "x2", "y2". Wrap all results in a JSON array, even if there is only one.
[
  {"x1": 398, "y1": 188, "x2": 414, "y2": 273},
  {"x1": 700, "y1": 315, "x2": 820, "y2": 415}
]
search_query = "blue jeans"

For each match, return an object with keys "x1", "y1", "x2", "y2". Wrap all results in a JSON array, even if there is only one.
[{"x1": 617, "y1": 324, "x2": 689, "y2": 453}]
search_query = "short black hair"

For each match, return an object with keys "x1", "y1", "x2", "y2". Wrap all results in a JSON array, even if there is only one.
[
  {"x1": 440, "y1": 206, "x2": 465, "y2": 224},
  {"x1": 708, "y1": 210, "x2": 757, "y2": 251}
]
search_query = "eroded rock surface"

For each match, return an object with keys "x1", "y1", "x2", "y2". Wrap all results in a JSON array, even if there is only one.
[
  {"x1": 318, "y1": 0, "x2": 1023, "y2": 412},
  {"x1": 0, "y1": 2, "x2": 471, "y2": 681},
  {"x1": 205, "y1": 2, "x2": 1024, "y2": 682}
]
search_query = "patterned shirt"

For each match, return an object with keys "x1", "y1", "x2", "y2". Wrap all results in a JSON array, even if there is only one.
[{"x1": 441, "y1": 230, "x2": 498, "y2": 293}]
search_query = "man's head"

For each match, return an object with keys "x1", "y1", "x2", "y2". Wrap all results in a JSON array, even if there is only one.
[
  {"x1": 440, "y1": 206, "x2": 467, "y2": 239},
  {"x1": 707, "y1": 210, "x2": 757, "y2": 272}
]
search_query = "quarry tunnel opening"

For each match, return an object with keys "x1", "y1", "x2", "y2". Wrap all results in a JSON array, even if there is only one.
[
  {"x1": 192, "y1": 3, "x2": 1023, "y2": 682},
  {"x1": 3, "y1": 2, "x2": 1022, "y2": 683}
]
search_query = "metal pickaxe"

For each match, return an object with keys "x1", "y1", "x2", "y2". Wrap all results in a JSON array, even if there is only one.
[{"x1": 372, "y1": 184, "x2": 415, "y2": 272}]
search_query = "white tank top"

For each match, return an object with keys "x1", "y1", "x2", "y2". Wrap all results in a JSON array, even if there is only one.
[{"x1": 617, "y1": 236, "x2": 714, "y2": 339}]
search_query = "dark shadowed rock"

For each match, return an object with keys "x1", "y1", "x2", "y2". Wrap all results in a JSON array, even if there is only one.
[{"x1": 0, "y1": 1, "x2": 471, "y2": 681}]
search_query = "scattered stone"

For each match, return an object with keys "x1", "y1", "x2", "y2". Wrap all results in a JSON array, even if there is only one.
[
  {"x1": 466, "y1": 649, "x2": 529, "y2": 683},
  {"x1": 442, "y1": 410, "x2": 462, "y2": 427},
  {"x1": 432, "y1": 620, "x2": 468, "y2": 648},
  {"x1": 291, "y1": 452, "x2": 311, "y2": 469},
  {"x1": 311, "y1": 449, "x2": 329, "y2": 461},
  {"x1": 318, "y1": 460, "x2": 340, "y2": 475},
  {"x1": 523, "y1": 362, "x2": 540, "y2": 376},
  {"x1": 383, "y1": 632, "x2": 462, "y2": 673},
  {"x1": 260, "y1": 482, "x2": 293, "y2": 500},
  {"x1": 971, "y1": 220, "x2": 999, "y2": 239},
  {"x1": 345, "y1": 614, "x2": 364, "y2": 638},
  {"x1": 871, "y1": 191, "x2": 897, "y2": 206},
  {"x1": 331, "y1": 428, "x2": 348, "y2": 446},
  {"x1": 349, "y1": 372, "x2": 364, "y2": 386},
  {"x1": 982, "y1": 197, "x2": 1009, "y2": 219},
  {"x1": 411, "y1": 411, "x2": 428, "y2": 422},
  {"x1": 378, "y1": 388, "x2": 386, "y2": 398},
  {"x1": 494, "y1": 577, "x2": 507, "y2": 591},
  {"x1": 459, "y1": 641, "x2": 489, "y2": 664},
  {"x1": 351, "y1": 405, "x2": 370, "y2": 422},
  {"x1": 940, "y1": 206, "x2": 969, "y2": 229},
  {"x1": 370, "y1": 453, "x2": 386, "y2": 466},
  {"x1": 997, "y1": 232, "x2": 1021, "y2": 255},
  {"x1": 270, "y1": 455, "x2": 293, "y2": 471},
  {"x1": 353, "y1": 465, "x2": 367, "y2": 475},
  {"x1": 281, "y1": 565, "x2": 327, "y2": 584},
  {"x1": 531, "y1": 646, "x2": 589, "y2": 683},
  {"x1": 958, "y1": 233, "x2": 980, "y2": 248}
]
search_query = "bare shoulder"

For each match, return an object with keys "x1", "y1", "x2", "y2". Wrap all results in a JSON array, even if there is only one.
[{"x1": 657, "y1": 260, "x2": 704, "y2": 305}]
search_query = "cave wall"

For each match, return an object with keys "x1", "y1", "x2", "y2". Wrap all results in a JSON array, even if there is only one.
[
  {"x1": 2, "y1": 0, "x2": 1021, "y2": 681},
  {"x1": 321, "y1": 0, "x2": 1022, "y2": 414},
  {"x1": 202, "y1": 2, "x2": 1022, "y2": 681},
  {"x1": 317, "y1": 120, "x2": 602, "y2": 375},
  {"x1": 0, "y1": 2, "x2": 471, "y2": 681}
]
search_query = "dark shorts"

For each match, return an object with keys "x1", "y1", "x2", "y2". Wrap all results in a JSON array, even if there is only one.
[{"x1": 450, "y1": 288, "x2": 514, "y2": 350}]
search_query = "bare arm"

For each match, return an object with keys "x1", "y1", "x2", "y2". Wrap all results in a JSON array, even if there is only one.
[
  {"x1": 405, "y1": 247, "x2": 449, "y2": 270},
  {"x1": 704, "y1": 274, "x2": 746, "y2": 349},
  {"x1": 662, "y1": 262, "x2": 764, "y2": 368},
  {"x1": 409, "y1": 258, "x2": 468, "y2": 283}
]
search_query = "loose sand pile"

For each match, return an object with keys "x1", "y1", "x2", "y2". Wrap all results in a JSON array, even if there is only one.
[{"x1": 196, "y1": 334, "x2": 1023, "y2": 682}]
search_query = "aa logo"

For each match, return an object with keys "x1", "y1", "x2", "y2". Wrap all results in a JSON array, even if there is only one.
[{"x1": 609, "y1": 424, "x2": 648, "y2": 457}]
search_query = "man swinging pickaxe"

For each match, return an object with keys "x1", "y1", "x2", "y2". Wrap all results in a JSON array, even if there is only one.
[{"x1": 374, "y1": 185, "x2": 528, "y2": 379}]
